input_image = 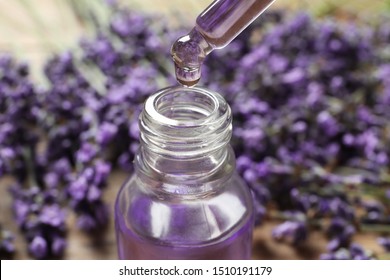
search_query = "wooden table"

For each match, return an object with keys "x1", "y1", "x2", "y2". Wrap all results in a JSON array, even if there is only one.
[{"x1": 0, "y1": 170, "x2": 384, "y2": 260}]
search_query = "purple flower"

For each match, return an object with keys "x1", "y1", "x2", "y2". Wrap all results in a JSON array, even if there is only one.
[
  {"x1": 93, "y1": 160, "x2": 111, "y2": 186},
  {"x1": 29, "y1": 236, "x2": 48, "y2": 259},
  {"x1": 272, "y1": 221, "x2": 307, "y2": 244},
  {"x1": 243, "y1": 167, "x2": 258, "y2": 183},
  {"x1": 51, "y1": 237, "x2": 66, "y2": 256},
  {"x1": 12, "y1": 200, "x2": 30, "y2": 226},
  {"x1": 327, "y1": 238, "x2": 341, "y2": 252},
  {"x1": 333, "y1": 249, "x2": 351, "y2": 260},
  {"x1": 68, "y1": 176, "x2": 88, "y2": 201},
  {"x1": 241, "y1": 45, "x2": 269, "y2": 69},
  {"x1": 317, "y1": 111, "x2": 340, "y2": 137},
  {"x1": 118, "y1": 152, "x2": 133, "y2": 172},
  {"x1": 0, "y1": 228, "x2": 15, "y2": 254},
  {"x1": 87, "y1": 185, "x2": 102, "y2": 202},
  {"x1": 321, "y1": 243, "x2": 373, "y2": 260},
  {"x1": 349, "y1": 243, "x2": 366, "y2": 258},
  {"x1": 39, "y1": 205, "x2": 66, "y2": 227},
  {"x1": 52, "y1": 158, "x2": 72, "y2": 177},
  {"x1": 130, "y1": 142, "x2": 139, "y2": 154},
  {"x1": 82, "y1": 167, "x2": 95, "y2": 182},
  {"x1": 305, "y1": 82, "x2": 324, "y2": 106},
  {"x1": 236, "y1": 155, "x2": 253, "y2": 174},
  {"x1": 282, "y1": 68, "x2": 306, "y2": 85},
  {"x1": 0, "y1": 147, "x2": 15, "y2": 160},
  {"x1": 96, "y1": 122, "x2": 118, "y2": 145},
  {"x1": 290, "y1": 188, "x2": 311, "y2": 212},
  {"x1": 377, "y1": 237, "x2": 390, "y2": 252},
  {"x1": 329, "y1": 198, "x2": 354, "y2": 220},
  {"x1": 107, "y1": 86, "x2": 129, "y2": 104},
  {"x1": 291, "y1": 121, "x2": 307, "y2": 133},
  {"x1": 76, "y1": 143, "x2": 98, "y2": 164},
  {"x1": 44, "y1": 172, "x2": 59, "y2": 188},
  {"x1": 76, "y1": 214, "x2": 97, "y2": 232},
  {"x1": 343, "y1": 134, "x2": 355, "y2": 146},
  {"x1": 268, "y1": 54, "x2": 289, "y2": 73},
  {"x1": 129, "y1": 119, "x2": 140, "y2": 139},
  {"x1": 326, "y1": 218, "x2": 355, "y2": 250},
  {"x1": 235, "y1": 127, "x2": 264, "y2": 150}
]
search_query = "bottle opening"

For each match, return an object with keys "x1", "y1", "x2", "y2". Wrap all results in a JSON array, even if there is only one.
[
  {"x1": 140, "y1": 86, "x2": 232, "y2": 158},
  {"x1": 144, "y1": 86, "x2": 225, "y2": 128},
  {"x1": 154, "y1": 87, "x2": 217, "y2": 122}
]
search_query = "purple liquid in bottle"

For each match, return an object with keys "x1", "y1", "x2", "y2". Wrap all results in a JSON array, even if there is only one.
[
  {"x1": 115, "y1": 200, "x2": 253, "y2": 260},
  {"x1": 171, "y1": 0, "x2": 276, "y2": 86}
]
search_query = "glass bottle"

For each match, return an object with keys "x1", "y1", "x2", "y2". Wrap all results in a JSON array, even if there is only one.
[
  {"x1": 115, "y1": 86, "x2": 253, "y2": 259},
  {"x1": 171, "y1": 0, "x2": 276, "y2": 86}
]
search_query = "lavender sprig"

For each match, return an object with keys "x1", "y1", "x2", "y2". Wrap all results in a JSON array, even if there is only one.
[
  {"x1": 377, "y1": 237, "x2": 390, "y2": 252},
  {"x1": 68, "y1": 148, "x2": 111, "y2": 232},
  {"x1": 320, "y1": 243, "x2": 375, "y2": 260},
  {"x1": 10, "y1": 183, "x2": 67, "y2": 259}
]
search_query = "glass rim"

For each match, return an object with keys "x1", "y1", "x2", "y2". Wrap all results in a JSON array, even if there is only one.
[{"x1": 143, "y1": 86, "x2": 222, "y2": 128}]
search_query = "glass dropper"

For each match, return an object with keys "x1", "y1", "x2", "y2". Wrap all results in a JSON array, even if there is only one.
[{"x1": 171, "y1": 0, "x2": 276, "y2": 87}]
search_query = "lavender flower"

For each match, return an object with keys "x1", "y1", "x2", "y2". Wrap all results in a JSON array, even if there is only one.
[
  {"x1": 321, "y1": 243, "x2": 374, "y2": 260},
  {"x1": 0, "y1": 226, "x2": 15, "y2": 256},
  {"x1": 29, "y1": 236, "x2": 48, "y2": 259},
  {"x1": 68, "y1": 159, "x2": 111, "y2": 232},
  {"x1": 377, "y1": 237, "x2": 390, "y2": 252},
  {"x1": 10, "y1": 183, "x2": 67, "y2": 259},
  {"x1": 39, "y1": 205, "x2": 66, "y2": 228},
  {"x1": 272, "y1": 220, "x2": 307, "y2": 245}
]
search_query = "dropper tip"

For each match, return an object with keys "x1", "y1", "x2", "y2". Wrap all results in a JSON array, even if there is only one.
[
  {"x1": 174, "y1": 63, "x2": 201, "y2": 87},
  {"x1": 171, "y1": 30, "x2": 207, "y2": 87},
  {"x1": 177, "y1": 77, "x2": 200, "y2": 87}
]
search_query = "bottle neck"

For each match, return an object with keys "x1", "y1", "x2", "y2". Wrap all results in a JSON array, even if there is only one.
[{"x1": 135, "y1": 86, "x2": 234, "y2": 193}]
